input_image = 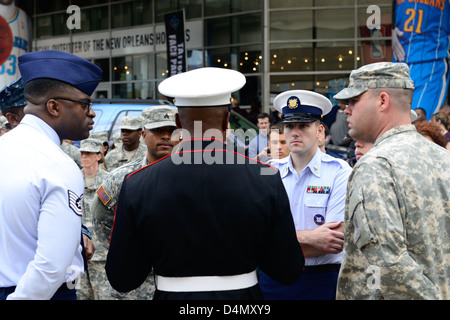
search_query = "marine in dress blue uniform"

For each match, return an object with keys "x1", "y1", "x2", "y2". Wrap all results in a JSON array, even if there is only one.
[
  {"x1": 259, "y1": 90, "x2": 352, "y2": 300},
  {"x1": 105, "y1": 67, "x2": 305, "y2": 300},
  {"x1": 0, "y1": 50, "x2": 102, "y2": 300}
]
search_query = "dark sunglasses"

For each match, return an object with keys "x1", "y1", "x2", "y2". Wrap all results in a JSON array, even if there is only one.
[{"x1": 50, "y1": 97, "x2": 93, "y2": 112}]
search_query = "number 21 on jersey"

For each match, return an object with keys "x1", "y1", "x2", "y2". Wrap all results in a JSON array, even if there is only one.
[{"x1": 404, "y1": 8, "x2": 424, "y2": 33}]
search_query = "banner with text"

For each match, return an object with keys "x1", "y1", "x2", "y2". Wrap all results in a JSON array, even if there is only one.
[
  {"x1": 33, "y1": 21, "x2": 202, "y2": 60},
  {"x1": 164, "y1": 10, "x2": 186, "y2": 77}
]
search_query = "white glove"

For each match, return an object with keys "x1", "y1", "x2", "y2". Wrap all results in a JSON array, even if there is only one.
[{"x1": 392, "y1": 27, "x2": 406, "y2": 62}]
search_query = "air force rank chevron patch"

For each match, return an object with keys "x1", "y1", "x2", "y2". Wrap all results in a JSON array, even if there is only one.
[{"x1": 68, "y1": 190, "x2": 83, "y2": 216}]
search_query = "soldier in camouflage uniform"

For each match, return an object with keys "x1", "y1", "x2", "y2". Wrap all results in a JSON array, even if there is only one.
[
  {"x1": 92, "y1": 106, "x2": 180, "y2": 299},
  {"x1": 103, "y1": 116, "x2": 147, "y2": 171},
  {"x1": 90, "y1": 131, "x2": 109, "y2": 170},
  {"x1": 0, "y1": 116, "x2": 8, "y2": 135},
  {"x1": 61, "y1": 140, "x2": 82, "y2": 169},
  {"x1": 111, "y1": 130, "x2": 122, "y2": 150},
  {"x1": 77, "y1": 138, "x2": 109, "y2": 300},
  {"x1": 334, "y1": 62, "x2": 450, "y2": 299}
]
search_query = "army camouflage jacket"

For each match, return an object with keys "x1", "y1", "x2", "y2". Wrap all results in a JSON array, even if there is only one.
[
  {"x1": 103, "y1": 143, "x2": 147, "y2": 172},
  {"x1": 92, "y1": 156, "x2": 148, "y2": 249},
  {"x1": 337, "y1": 125, "x2": 450, "y2": 300},
  {"x1": 92, "y1": 156, "x2": 156, "y2": 300},
  {"x1": 81, "y1": 167, "x2": 109, "y2": 261}
]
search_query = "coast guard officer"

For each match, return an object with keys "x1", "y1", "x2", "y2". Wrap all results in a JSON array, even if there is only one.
[
  {"x1": 106, "y1": 67, "x2": 305, "y2": 300},
  {"x1": 0, "y1": 50, "x2": 102, "y2": 300},
  {"x1": 259, "y1": 90, "x2": 352, "y2": 300}
]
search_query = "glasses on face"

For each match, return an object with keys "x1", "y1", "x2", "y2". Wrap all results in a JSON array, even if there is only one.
[{"x1": 51, "y1": 97, "x2": 93, "y2": 112}]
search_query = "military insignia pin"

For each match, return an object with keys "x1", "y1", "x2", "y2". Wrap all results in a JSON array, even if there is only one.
[
  {"x1": 314, "y1": 214, "x2": 325, "y2": 225},
  {"x1": 287, "y1": 96, "x2": 300, "y2": 109}
]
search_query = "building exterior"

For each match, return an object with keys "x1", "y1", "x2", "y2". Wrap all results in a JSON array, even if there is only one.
[{"x1": 13, "y1": 0, "x2": 393, "y2": 111}]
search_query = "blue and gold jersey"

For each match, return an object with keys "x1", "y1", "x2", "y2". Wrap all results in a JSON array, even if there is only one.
[
  {"x1": 0, "y1": 4, "x2": 31, "y2": 89},
  {"x1": 394, "y1": 0, "x2": 450, "y2": 63}
]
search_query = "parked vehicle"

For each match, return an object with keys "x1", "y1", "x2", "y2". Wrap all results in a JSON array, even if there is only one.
[
  {"x1": 90, "y1": 98, "x2": 172, "y2": 145},
  {"x1": 89, "y1": 99, "x2": 258, "y2": 152}
]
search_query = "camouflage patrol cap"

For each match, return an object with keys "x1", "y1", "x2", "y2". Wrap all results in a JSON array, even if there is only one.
[
  {"x1": 141, "y1": 106, "x2": 177, "y2": 130},
  {"x1": 90, "y1": 131, "x2": 108, "y2": 143},
  {"x1": 119, "y1": 116, "x2": 143, "y2": 130},
  {"x1": 80, "y1": 138, "x2": 103, "y2": 153},
  {"x1": 334, "y1": 62, "x2": 415, "y2": 104}
]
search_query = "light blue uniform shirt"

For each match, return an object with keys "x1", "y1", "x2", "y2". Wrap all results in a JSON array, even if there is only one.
[
  {"x1": 248, "y1": 132, "x2": 269, "y2": 160},
  {"x1": 269, "y1": 149, "x2": 351, "y2": 266},
  {"x1": 0, "y1": 114, "x2": 84, "y2": 299}
]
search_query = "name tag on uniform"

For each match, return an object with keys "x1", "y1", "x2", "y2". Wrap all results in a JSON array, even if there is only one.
[{"x1": 306, "y1": 186, "x2": 330, "y2": 194}]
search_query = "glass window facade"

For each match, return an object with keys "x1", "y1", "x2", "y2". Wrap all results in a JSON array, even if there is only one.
[
  {"x1": 268, "y1": 1, "x2": 392, "y2": 105},
  {"x1": 27, "y1": 0, "x2": 393, "y2": 109}
]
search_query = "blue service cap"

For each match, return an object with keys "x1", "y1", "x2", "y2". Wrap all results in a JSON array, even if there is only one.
[
  {"x1": 18, "y1": 50, "x2": 103, "y2": 96},
  {"x1": 0, "y1": 78, "x2": 26, "y2": 113},
  {"x1": 273, "y1": 90, "x2": 332, "y2": 123}
]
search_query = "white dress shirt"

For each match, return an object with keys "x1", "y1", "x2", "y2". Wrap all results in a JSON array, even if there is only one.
[
  {"x1": 0, "y1": 114, "x2": 84, "y2": 299},
  {"x1": 269, "y1": 148, "x2": 351, "y2": 266}
]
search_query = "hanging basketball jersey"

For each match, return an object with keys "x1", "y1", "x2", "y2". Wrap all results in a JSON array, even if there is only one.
[{"x1": 0, "y1": 2, "x2": 31, "y2": 89}]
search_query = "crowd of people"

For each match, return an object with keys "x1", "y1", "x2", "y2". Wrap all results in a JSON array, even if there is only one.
[{"x1": 0, "y1": 50, "x2": 449, "y2": 301}]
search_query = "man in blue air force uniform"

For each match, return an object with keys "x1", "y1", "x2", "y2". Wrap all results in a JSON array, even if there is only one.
[{"x1": 0, "y1": 50, "x2": 102, "y2": 300}]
